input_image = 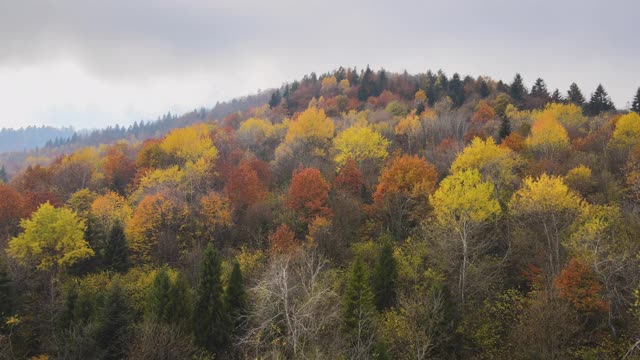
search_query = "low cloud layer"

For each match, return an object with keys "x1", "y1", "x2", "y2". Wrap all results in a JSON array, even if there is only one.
[{"x1": 0, "y1": 0, "x2": 638, "y2": 129}]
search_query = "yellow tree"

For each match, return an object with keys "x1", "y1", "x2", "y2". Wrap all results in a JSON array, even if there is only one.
[
  {"x1": 609, "y1": 112, "x2": 640, "y2": 155},
  {"x1": 160, "y1": 123, "x2": 217, "y2": 164},
  {"x1": 8, "y1": 202, "x2": 93, "y2": 300},
  {"x1": 533, "y1": 103, "x2": 586, "y2": 138},
  {"x1": 430, "y1": 169, "x2": 501, "y2": 304},
  {"x1": 334, "y1": 126, "x2": 390, "y2": 170},
  {"x1": 91, "y1": 191, "x2": 133, "y2": 235},
  {"x1": 236, "y1": 117, "x2": 276, "y2": 156},
  {"x1": 526, "y1": 112, "x2": 570, "y2": 159},
  {"x1": 509, "y1": 174, "x2": 585, "y2": 277},
  {"x1": 284, "y1": 107, "x2": 334, "y2": 144},
  {"x1": 451, "y1": 137, "x2": 521, "y2": 205}
]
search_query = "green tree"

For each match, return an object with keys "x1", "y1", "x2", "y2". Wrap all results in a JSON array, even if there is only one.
[
  {"x1": 168, "y1": 272, "x2": 191, "y2": 327},
  {"x1": 96, "y1": 280, "x2": 132, "y2": 360},
  {"x1": 631, "y1": 87, "x2": 640, "y2": 113},
  {"x1": 0, "y1": 165, "x2": 7, "y2": 183},
  {"x1": 499, "y1": 117, "x2": 512, "y2": 140},
  {"x1": 103, "y1": 222, "x2": 129, "y2": 273},
  {"x1": 567, "y1": 82, "x2": 586, "y2": 106},
  {"x1": 194, "y1": 244, "x2": 227, "y2": 352},
  {"x1": 343, "y1": 258, "x2": 377, "y2": 357},
  {"x1": 509, "y1": 73, "x2": 527, "y2": 102},
  {"x1": 587, "y1": 84, "x2": 615, "y2": 115},
  {"x1": 479, "y1": 80, "x2": 490, "y2": 98},
  {"x1": 147, "y1": 268, "x2": 172, "y2": 324},
  {"x1": 531, "y1": 78, "x2": 550, "y2": 100},
  {"x1": 373, "y1": 241, "x2": 398, "y2": 311},
  {"x1": 551, "y1": 89, "x2": 564, "y2": 103},
  {"x1": 0, "y1": 257, "x2": 12, "y2": 324},
  {"x1": 448, "y1": 73, "x2": 465, "y2": 107},
  {"x1": 225, "y1": 261, "x2": 246, "y2": 333}
]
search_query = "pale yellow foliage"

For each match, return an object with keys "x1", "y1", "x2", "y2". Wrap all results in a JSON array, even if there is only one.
[
  {"x1": 91, "y1": 191, "x2": 133, "y2": 232},
  {"x1": 526, "y1": 112, "x2": 570, "y2": 157},
  {"x1": 160, "y1": 123, "x2": 217, "y2": 163},
  {"x1": 609, "y1": 112, "x2": 640, "y2": 151},
  {"x1": 334, "y1": 126, "x2": 390, "y2": 168},
  {"x1": 285, "y1": 107, "x2": 334, "y2": 143}
]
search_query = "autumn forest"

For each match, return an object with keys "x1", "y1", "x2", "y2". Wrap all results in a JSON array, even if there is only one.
[{"x1": 2, "y1": 67, "x2": 640, "y2": 359}]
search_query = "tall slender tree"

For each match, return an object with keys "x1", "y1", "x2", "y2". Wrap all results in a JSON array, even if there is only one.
[
  {"x1": 509, "y1": 73, "x2": 527, "y2": 102},
  {"x1": 0, "y1": 165, "x2": 7, "y2": 183},
  {"x1": 372, "y1": 241, "x2": 398, "y2": 310},
  {"x1": 103, "y1": 222, "x2": 129, "y2": 273},
  {"x1": 96, "y1": 281, "x2": 132, "y2": 360},
  {"x1": 479, "y1": 80, "x2": 490, "y2": 98},
  {"x1": 147, "y1": 268, "x2": 172, "y2": 323},
  {"x1": 631, "y1": 87, "x2": 640, "y2": 113},
  {"x1": 551, "y1": 89, "x2": 564, "y2": 103},
  {"x1": 499, "y1": 117, "x2": 512, "y2": 140},
  {"x1": 587, "y1": 84, "x2": 615, "y2": 115},
  {"x1": 225, "y1": 261, "x2": 246, "y2": 334},
  {"x1": 0, "y1": 257, "x2": 12, "y2": 322},
  {"x1": 567, "y1": 82, "x2": 586, "y2": 106},
  {"x1": 531, "y1": 78, "x2": 550, "y2": 99},
  {"x1": 194, "y1": 244, "x2": 227, "y2": 352},
  {"x1": 343, "y1": 259, "x2": 377, "y2": 356}
]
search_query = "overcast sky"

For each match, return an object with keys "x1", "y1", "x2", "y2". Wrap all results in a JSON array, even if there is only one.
[{"x1": 0, "y1": 0, "x2": 638, "y2": 130}]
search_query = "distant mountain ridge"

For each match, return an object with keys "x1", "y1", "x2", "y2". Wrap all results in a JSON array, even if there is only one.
[{"x1": 0, "y1": 126, "x2": 75, "y2": 153}]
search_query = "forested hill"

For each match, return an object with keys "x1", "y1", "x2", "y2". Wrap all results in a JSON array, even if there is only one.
[
  {"x1": 0, "y1": 126, "x2": 75, "y2": 153},
  {"x1": 2, "y1": 66, "x2": 640, "y2": 358}
]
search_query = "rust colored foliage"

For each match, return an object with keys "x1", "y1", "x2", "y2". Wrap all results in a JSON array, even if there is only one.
[
  {"x1": 471, "y1": 100, "x2": 496, "y2": 123},
  {"x1": 501, "y1": 133, "x2": 527, "y2": 152},
  {"x1": 224, "y1": 160, "x2": 268, "y2": 210},
  {"x1": 334, "y1": 158, "x2": 364, "y2": 196},
  {"x1": 0, "y1": 184, "x2": 26, "y2": 234},
  {"x1": 373, "y1": 154, "x2": 438, "y2": 203},
  {"x1": 463, "y1": 129, "x2": 487, "y2": 144},
  {"x1": 287, "y1": 166, "x2": 332, "y2": 222},
  {"x1": 554, "y1": 259, "x2": 609, "y2": 313},
  {"x1": 103, "y1": 143, "x2": 137, "y2": 194},
  {"x1": 268, "y1": 223, "x2": 298, "y2": 255},
  {"x1": 368, "y1": 90, "x2": 399, "y2": 108}
]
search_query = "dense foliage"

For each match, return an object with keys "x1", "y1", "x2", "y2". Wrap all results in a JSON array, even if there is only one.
[{"x1": 0, "y1": 67, "x2": 639, "y2": 359}]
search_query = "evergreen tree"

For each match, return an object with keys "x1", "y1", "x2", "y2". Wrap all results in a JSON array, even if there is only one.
[
  {"x1": 499, "y1": 117, "x2": 512, "y2": 140},
  {"x1": 551, "y1": 89, "x2": 564, "y2": 103},
  {"x1": 479, "y1": 80, "x2": 490, "y2": 98},
  {"x1": 167, "y1": 272, "x2": 191, "y2": 327},
  {"x1": 147, "y1": 268, "x2": 172, "y2": 324},
  {"x1": 268, "y1": 90, "x2": 281, "y2": 109},
  {"x1": 193, "y1": 244, "x2": 227, "y2": 352},
  {"x1": 531, "y1": 78, "x2": 550, "y2": 99},
  {"x1": 0, "y1": 165, "x2": 7, "y2": 183},
  {"x1": 631, "y1": 87, "x2": 640, "y2": 113},
  {"x1": 103, "y1": 223, "x2": 129, "y2": 273},
  {"x1": 509, "y1": 73, "x2": 527, "y2": 102},
  {"x1": 0, "y1": 258, "x2": 12, "y2": 323},
  {"x1": 448, "y1": 73, "x2": 465, "y2": 107},
  {"x1": 225, "y1": 261, "x2": 246, "y2": 333},
  {"x1": 587, "y1": 84, "x2": 615, "y2": 115},
  {"x1": 372, "y1": 242, "x2": 398, "y2": 310},
  {"x1": 96, "y1": 281, "x2": 131, "y2": 360},
  {"x1": 342, "y1": 259, "x2": 376, "y2": 352},
  {"x1": 567, "y1": 82, "x2": 586, "y2": 106}
]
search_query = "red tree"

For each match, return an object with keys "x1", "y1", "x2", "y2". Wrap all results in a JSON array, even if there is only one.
[{"x1": 287, "y1": 166, "x2": 332, "y2": 222}]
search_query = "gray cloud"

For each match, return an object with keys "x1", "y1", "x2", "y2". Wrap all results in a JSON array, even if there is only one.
[{"x1": 0, "y1": 0, "x2": 638, "y2": 128}]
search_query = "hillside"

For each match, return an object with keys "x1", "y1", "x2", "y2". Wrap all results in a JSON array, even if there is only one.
[{"x1": 1, "y1": 66, "x2": 640, "y2": 358}]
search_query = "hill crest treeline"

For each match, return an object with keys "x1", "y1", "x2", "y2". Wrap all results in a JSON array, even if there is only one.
[{"x1": 1, "y1": 67, "x2": 640, "y2": 358}]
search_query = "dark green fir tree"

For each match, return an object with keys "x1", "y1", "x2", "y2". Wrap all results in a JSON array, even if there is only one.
[
  {"x1": 567, "y1": 82, "x2": 586, "y2": 106},
  {"x1": 631, "y1": 87, "x2": 640, "y2": 113},
  {"x1": 225, "y1": 261, "x2": 246, "y2": 333},
  {"x1": 103, "y1": 222, "x2": 129, "y2": 273},
  {"x1": 509, "y1": 73, "x2": 527, "y2": 102},
  {"x1": 372, "y1": 242, "x2": 397, "y2": 311},
  {"x1": 343, "y1": 258, "x2": 377, "y2": 352},
  {"x1": 193, "y1": 244, "x2": 227, "y2": 352},
  {"x1": 96, "y1": 280, "x2": 132, "y2": 360},
  {"x1": 587, "y1": 84, "x2": 615, "y2": 115}
]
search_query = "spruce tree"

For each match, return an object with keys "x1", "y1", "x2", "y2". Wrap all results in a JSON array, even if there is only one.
[
  {"x1": 372, "y1": 242, "x2": 397, "y2": 310},
  {"x1": 225, "y1": 261, "x2": 246, "y2": 333},
  {"x1": 531, "y1": 78, "x2": 550, "y2": 99},
  {"x1": 551, "y1": 89, "x2": 564, "y2": 103},
  {"x1": 103, "y1": 223, "x2": 129, "y2": 273},
  {"x1": 167, "y1": 272, "x2": 191, "y2": 327},
  {"x1": 268, "y1": 90, "x2": 281, "y2": 109},
  {"x1": 509, "y1": 73, "x2": 527, "y2": 102},
  {"x1": 193, "y1": 243, "x2": 227, "y2": 352},
  {"x1": 147, "y1": 268, "x2": 172, "y2": 324},
  {"x1": 479, "y1": 80, "x2": 490, "y2": 98},
  {"x1": 0, "y1": 165, "x2": 7, "y2": 183},
  {"x1": 96, "y1": 281, "x2": 131, "y2": 360},
  {"x1": 0, "y1": 258, "x2": 12, "y2": 322},
  {"x1": 567, "y1": 82, "x2": 586, "y2": 106},
  {"x1": 342, "y1": 259, "x2": 376, "y2": 351},
  {"x1": 499, "y1": 117, "x2": 512, "y2": 140},
  {"x1": 587, "y1": 84, "x2": 615, "y2": 115},
  {"x1": 631, "y1": 87, "x2": 640, "y2": 113},
  {"x1": 448, "y1": 73, "x2": 465, "y2": 107}
]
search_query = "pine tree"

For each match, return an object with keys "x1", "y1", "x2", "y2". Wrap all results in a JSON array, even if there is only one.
[
  {"x1": 342, "y1": 259, "x2": 376, "y2": 352},
  {"x1": 103, "y1": 223, "x2": 129, "y2": 273},
  {"x1": 567, "y1": 82, "x2": 586, "y2": 106},
  {"x1": 193, "y1": 243, "x2": 227, "y2": 352},
  {"x1": 0, "y1": 258, "x2": 12, "y2": 322},
  {"x1": 225, "y1": 261, "x2": 246, "y2": 333},
  {"x1": 479, "y1": 80, "x2": 490, "y2": 98},
  {"x1": 372, "y1": 242, "x2": 397, "y2": 310},
  {"x1": 147, "y1": 268, "x2": 172, "y2": 323},
  {"x1": 167, "y1": 272, "x2": 191, "y2": 327},
  {"x1": 509, "y1": 73, "x2": 527, "y2": 102},
  {"x1": 631, "y1": 87, "x2": 640, "y2": 113},
  {"x1": 499, "y1": 117, "x2": 512, "y2": 140},
  {"x1": 0, "y1": 165, "x2": 7, "y2": 183},
  {"x1": 269, "y1": 90, "x2": 281, "y2": 109},
  {"x1": 531, "y1": 78, "x2": 550, "y2": 99},
  {"x1": 96, "y1": 281, "x2": 131, "y2": 360},
  {"x1": 587, "y1": 84, "x2": 615, "y2": 115},
  {"x1": 448, "y1": 73, "x2": 465, "y2": 107},
  {"x1": 551, "y1": 89, "x2": 564, "y2": 103}
]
